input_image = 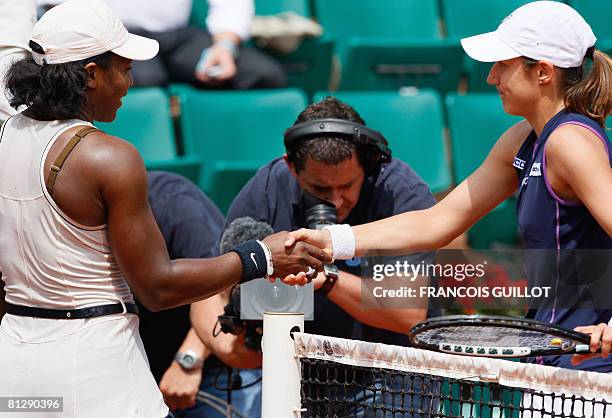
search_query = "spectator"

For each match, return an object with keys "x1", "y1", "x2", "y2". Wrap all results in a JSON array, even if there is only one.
[{"x1": 38, "y1": 0, "x2": 288, "y2": 89}]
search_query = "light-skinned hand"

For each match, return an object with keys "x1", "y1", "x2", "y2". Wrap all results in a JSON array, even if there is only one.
[
  {"x1": 159, "y1": 361, "x2": 203, "y2": 411},
  {"x1": 571, "y1": 323, "x2": 612, "y2": 365}
]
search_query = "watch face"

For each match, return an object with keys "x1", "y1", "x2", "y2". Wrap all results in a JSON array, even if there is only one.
[
  {"x1": 180, "y1": 353, "x2": 196, "y2": 369},
  {"x1": 324, "y1": 263, "x2": 339, "y2": 278}
]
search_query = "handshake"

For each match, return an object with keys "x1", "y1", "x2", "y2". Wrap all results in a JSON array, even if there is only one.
[{"x1": 225, "y1": 217, "x2": 348, "y2": 286}]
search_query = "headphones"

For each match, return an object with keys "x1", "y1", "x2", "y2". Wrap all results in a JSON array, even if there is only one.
[{"x1": 283, "y1": 118, "x2": 392, "y2": 178}]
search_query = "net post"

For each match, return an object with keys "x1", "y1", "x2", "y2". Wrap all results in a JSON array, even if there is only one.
[{"x1": 262, "y1": 312, "x2": 304, "y2": 418}]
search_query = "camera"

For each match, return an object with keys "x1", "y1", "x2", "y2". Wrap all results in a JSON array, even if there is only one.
[
  {"x1": 303, "y1": 190, "x2": 337, "y2": 229},
  {"x1": 216, "y1": 217, "x2": 314, "y2": 352}
]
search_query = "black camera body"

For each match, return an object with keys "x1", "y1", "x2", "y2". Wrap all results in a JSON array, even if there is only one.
[
  {"x1": 218, "y1": 285, "x2": 263, "y2": 352},
  {"x1": 303, "y1": 190, "x2": 337, "y2": 229}
]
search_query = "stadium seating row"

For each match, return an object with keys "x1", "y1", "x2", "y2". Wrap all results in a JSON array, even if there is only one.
[
  {"x1": 190, "y1": 0, "x2": 612, "y2": 95},
  {"x1": 97, "y1": 86, "x2": 536, "y2": 248}
]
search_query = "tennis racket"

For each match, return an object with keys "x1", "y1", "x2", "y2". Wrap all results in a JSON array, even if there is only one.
[{"x1": 409, "y1": 315, "x2": 598, "y2": 358}]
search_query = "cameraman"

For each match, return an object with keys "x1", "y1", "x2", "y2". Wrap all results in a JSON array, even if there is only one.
[{"x1": 192, "y1": 97, "x2": 438, "y2": 415}]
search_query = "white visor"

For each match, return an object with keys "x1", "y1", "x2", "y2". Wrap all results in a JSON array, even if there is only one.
[
  {"x1": 111, "y1": 33, "x2": 159, "y2": 61},
  {"x1": 460, "y1": 31, "x2": 521, "y2": 63}
]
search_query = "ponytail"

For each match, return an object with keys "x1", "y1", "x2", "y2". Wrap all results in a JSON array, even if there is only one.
[{"x1": 562, "y1": 48, "x2": 612, "y2": 128}]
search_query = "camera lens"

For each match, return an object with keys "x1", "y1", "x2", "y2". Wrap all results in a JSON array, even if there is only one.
[
  {"x1": 303, "y1": 191, "x2": 337, "y2": 229},
  {"x1": 255, "y1": 281, "x2": 296, "y2": 311}
]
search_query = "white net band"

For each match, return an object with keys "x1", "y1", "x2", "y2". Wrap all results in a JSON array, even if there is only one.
[{"x1": 294, "y1": 332, "x2": 612, "y2": 402}]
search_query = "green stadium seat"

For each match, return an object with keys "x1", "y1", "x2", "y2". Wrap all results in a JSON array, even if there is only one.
[
  {"x1": 188, "y1": 0, "x2": 208, "y2": 29},
  {"x1": 568, "y1": 0, "x2": 612, "y2": 40},
  {"x1": 313, "y1": 0, "x2": 462, "y2": 93},
  {"x1": 314, "y1": 90, "x2": 451, "y2": 194},
  {"x1": 442, "y1": 0, "x2": 535, "y2": 42},
  {"x1": 255, "y1": 0, "x2": 333, "y2": 96},
  {"x1": 96, "y1": 87, "x2": 202, "y2": 183},
  {"x1": 445, "y1": 93, "x2": 523, "y2": 248},
  {"x1": 314, "y1": 0, "x2": 442, "y2": 46},
  {"x1": 340, "y1": 38, "x2": 463, "y2": 93},
  {"x1": 441, "y1": 0, "x2": 565, "y2": 92},
  {"x1": 171, "y1": 85, "x2": 308, "y2": 212},
  {"x1": 266, "y1": 38, "x2": 334, "y2": 97},
  {"x1": 601, "y1": 40, "x2": 612, "y2": 58},
  {"x1": 256, "y1": 0, "x2": 310, "y2": 16},
  {"x1": 569, "y1": 1, "x2": 612, "y2": 62}
]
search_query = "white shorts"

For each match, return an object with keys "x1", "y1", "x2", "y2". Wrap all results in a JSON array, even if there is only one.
[{"x1": 0, "y1": 312, "x2": 168, "y2": 418}]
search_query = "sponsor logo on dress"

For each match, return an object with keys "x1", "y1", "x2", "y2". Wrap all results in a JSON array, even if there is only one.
[
  {"x1": 513, "y1": 157, "x2": 526, "y2": 170},
  {"x1": 529, "y1": 162, "x2": 542, "y2": 177}
]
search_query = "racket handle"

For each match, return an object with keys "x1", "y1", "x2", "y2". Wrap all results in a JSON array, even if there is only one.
[{"x1": 575, "y1": 344, "x2": 591, "y2": 353}]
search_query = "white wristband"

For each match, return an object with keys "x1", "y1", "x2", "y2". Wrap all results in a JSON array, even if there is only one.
[
  {"x1": 257, "y1": 240, "x2": 274, "y2": 277},
  {"x1": 322, "y1": 224, "x2": 355, "y2": 260}
]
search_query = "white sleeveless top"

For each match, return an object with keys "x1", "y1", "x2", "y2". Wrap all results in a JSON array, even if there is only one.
[
  {"x1": 0, "y1": 113, "x2": 134, "y2": 308},
  {"x1": 0, "y1": 114, "x2": 168, "y2": 417}
]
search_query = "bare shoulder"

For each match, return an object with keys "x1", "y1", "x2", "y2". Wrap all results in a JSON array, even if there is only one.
[
  {"x1": 548, "y1": 123, "x2": 609, "y2": 162},
  {"x1": 83, "y1": 130, "x2": 143, "y2": 167},
  {"x1": 497, "y1": 119, "x2": 533, "y2": 149},
  {"x1": 489, "y1": 119, "x2": 533, "y2": 163},
  {"x1": 80, "y1": 131, "x2": 144, "y2": 172},
  {"x1": 76, "y1": 130, "x2": 147, "y2": 197}
]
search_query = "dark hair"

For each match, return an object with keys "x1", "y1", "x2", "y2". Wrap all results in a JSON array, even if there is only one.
[
  {"x1": 5, "y1": 49, "x2": 114, "y2": 120},
  {"x1": 288, "y1": 96, "x2": 367, "y2": 172},
  {"x1": 523, "y1": 48, "x2": 612, "y2": 128}
]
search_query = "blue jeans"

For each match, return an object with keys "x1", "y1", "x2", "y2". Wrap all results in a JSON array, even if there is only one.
[{"x1": 173, "y1": 368, "x2": 262, "y2": 418}]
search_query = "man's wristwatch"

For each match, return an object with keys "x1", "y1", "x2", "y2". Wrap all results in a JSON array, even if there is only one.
[
  {"x1": 174, "y1": 350, "x2": 204, "y2": 371},
  {"x1": 317, "y1": 264, "x2": 339, "y2": 297}
]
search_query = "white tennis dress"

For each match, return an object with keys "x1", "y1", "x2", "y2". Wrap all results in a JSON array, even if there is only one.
[{"x1": 0, "y1": 114, "x2": 168, "y2": 417}]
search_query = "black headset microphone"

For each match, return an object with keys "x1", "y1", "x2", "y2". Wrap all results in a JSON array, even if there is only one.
[{"x1": 283, "y1": 118, "x2": 392, "y2": 178}]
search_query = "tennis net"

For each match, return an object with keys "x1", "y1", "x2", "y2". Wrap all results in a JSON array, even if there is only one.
[{"x1": 293, "y1": 332, "x2": 612, "y2": 418}]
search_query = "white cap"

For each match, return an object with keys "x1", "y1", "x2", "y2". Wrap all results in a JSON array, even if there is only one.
[
  {"x1": 30, "y1": 0, "x2": 159, "y2": 66},
  {"x1": 460, "y1": 1, "x2": 596, "y2": 68}
]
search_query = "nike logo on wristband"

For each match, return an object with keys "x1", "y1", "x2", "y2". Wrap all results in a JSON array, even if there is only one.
[{"x1": 250, "y1": 253, "x2": 258, "y2": 269}]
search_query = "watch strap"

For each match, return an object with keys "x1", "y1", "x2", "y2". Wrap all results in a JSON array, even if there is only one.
[{"x1": 317, "y1": 273, "x2": 338, "y2": 297}]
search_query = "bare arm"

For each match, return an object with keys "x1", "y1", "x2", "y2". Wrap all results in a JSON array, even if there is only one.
[
  {"x1": 546, "y1": 124, "x2": 612, "y2": 236},
  {"x1": 351, "y1": 121, "x2": 531, "y2": 254},
  {"x1": 159, "y1": 328, "x2": 209, "y2": 410},
  {"x1": 286, "y1": 121, "x2": 532, "y2": 257},
  {"x1": 92, "y1": 135, "x2": 330, "y2": 311},
  {"x1": 312, "y1": 270, "x2": 427, "y2": 334},
  {"x1": 190, "y1": 289, "x2": 262, "y2": 369}
]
